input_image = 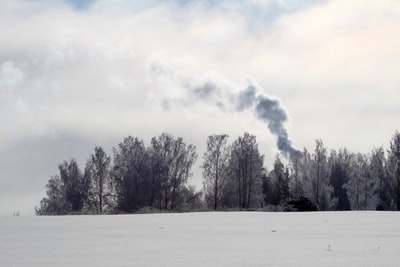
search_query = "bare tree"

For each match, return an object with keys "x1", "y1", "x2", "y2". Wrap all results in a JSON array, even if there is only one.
[
  {"x1": 112, "y1": 136, "x2": 149, "y2": 212},
  {"x1": 298, "y1": 148, "x2": 314, "y2": 201},
  {"x1": 37, "y1": 159, "x2": 89, "y2": 215},
  {"x1": 85, "y1": 146, "x2": 111, "y2": 214},
  {"x1": 36, "y1": 175, "x2": 68, "y2": 215},
  {"x1": 311, "y1": 140, "x2": 336, "y2": 210},
  {"x1": 386, "y1": 131, "x2": 400, "y2": 210},
  {"x1": 150, "y1": 133, "x2": 197, "y2": 210},
  {"x1": 229, "y1": 133, "x2": 264, "y2": 209},
  {"x1": 167, "y1": 136, "x2": 197, "y2": 210},
  {"x1": 289, "y1": 155, "x2": 301, "y2": 199},
  {"x1": 346, "y1": 153, "x2": 369, "y2": 210},
  {"x1": 59, "y1": 159, "x2": 89, "y2": 212},
  {"x1": 329, "y1": 149, "x2": 351, "y2": 210},
  {"x1": 202, "y1": 134, "x2": 230, "y2": 210},
  {"x1": 370, "y1": 147, "x2": 387, "y2": 209},
  {"x1": 273, "y1": 154, "x2": 290, "y2": 205},
  {"x1": 147, "y1": 137, "x2": 169, "y2": 208}
]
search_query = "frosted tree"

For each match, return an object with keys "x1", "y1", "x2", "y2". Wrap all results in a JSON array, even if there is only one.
[
  {"x1": 298, "y1": 148, "x2": 314, "y2": 201},
  {"x1": 147, "y1": 135, "x2": 170, "y2": 208},
  {"x1": 289, "y1": 154, "x2": 302, "y2": 199},
  {"x1": 37, "y1": 159, "x2": 88, "y2": 214},
  {"x1": 345, "y1": 153, "x2": 369, "y2": 210},
  {"x1": 272, "y1": 154, "x2": 290, "y2": 205},
  {"x1": 112, "y1": 136, "x2": 149, "y2": 212},
  {"x1": 149, "y1": 133, "x2": 197, "y2": 210},
  {"x1": 311, "y1": 140, "x2": 336, "y2": 210},
  {"x1": 228, "y1": 133, "x2": 264, "y2": 209},
  {"x1": 363, "y1": 153, "x2": 380, "y2": 210},
  {"x1": 59, "y1": 159, "x2": 89, "y2": 212},
  {"x1": 84, "y1": 146, "x2": 112, "y2": 214},
  {"x1": 202, "y1": 134, "x2": 231, "y2": 210},
  {"x1": 370, "y1": 147, "x2": 387, "y2": 209},
  {"x1": 36, "y1": 175, "x2": 68, "y2": 215},
  {"x1": 329, "y1": 149, "x2": 351, "y2": 210},
  {"x1": 386, "y1": 130, "x2": 400, "y2": 210},
  {"x1": 165, "y1": 135, "x2": 197, "y2": 210},
  {"x1": 262, "y1": 170, "x2": 275, "y2": 206}
]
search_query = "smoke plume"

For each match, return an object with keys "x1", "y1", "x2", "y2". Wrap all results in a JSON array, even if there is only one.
[
  {"x1": 236, "y1": 81, "x2": 302, "y2": 159},
  {"x1": 149, "y1": 61, "x2": 302, "y2": 159}
]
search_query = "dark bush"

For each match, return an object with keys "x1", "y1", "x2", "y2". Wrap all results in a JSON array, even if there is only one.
[{"x1": 284, "y1": 196, "x2": 318, "y2": 212}]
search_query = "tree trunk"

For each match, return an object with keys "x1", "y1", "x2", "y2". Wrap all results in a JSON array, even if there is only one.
[
  {"x1": 397, "y1": 141, "x2": 400, "y2": 210},
  {"x1": 214, "y1": 155, "x2": 219, "y2": 211},
  {"x1": 247, "y1": 152, "x2": 253, "y2": 209},
  {"x1": 214, "y1": 175, "x2": 218, "y2": 211},
  {"x1": 316, "y1": 156, "x2": 320, "y2": 207}
]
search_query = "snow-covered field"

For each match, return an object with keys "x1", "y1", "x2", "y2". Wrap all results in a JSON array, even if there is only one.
[{"x1": 1, "y1": 211, "x2": 399, "y2": 266}]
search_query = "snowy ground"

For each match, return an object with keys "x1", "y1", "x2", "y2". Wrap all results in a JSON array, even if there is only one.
[{"x1": 1, "y1": 211, "x2": 399, "y2": 266}]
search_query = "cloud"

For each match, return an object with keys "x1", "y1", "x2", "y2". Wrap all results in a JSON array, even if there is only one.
[{"x1": 0, "y1": 61, "x2": 25, "y2": 88}]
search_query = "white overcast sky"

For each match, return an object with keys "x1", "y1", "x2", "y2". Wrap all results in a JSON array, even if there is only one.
[{"x1": 1, "y1": 0, "x2": 399, "y2": 215}]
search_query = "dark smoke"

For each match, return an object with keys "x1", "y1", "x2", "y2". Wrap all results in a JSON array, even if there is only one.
[
  {"x1": 237, "y1": 84, "x2": 257, "y2": 111},
  {"x1": 255, "y1": 96, "x2": 302, "y2": 159},
  {"x1": 236, "y1": 82, "x2": 302, "y2": 160}
]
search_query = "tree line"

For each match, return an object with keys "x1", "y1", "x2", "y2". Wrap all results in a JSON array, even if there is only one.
[
  {"x1": 36, "y1": 133, "x2": 199, "y2": 215},
  {"x1": 36, "y1": 130, "x2": 400, "y2": 215}
]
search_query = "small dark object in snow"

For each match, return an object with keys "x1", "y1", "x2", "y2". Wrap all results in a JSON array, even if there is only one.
[{"x1": 284, "y1": 196, "x2": 318, "y2": 212}]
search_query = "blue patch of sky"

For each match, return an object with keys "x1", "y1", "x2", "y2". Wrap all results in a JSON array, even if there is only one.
[
  {"x1": 175, "y1": 0, "x2": 325, "y2": 11},
  {"x1": 170, "y1": 0, "x2": 326, "y2": 34},
  {"x1": 61, "y1": 0, "x2": 325, "y2": 25},
  {"x1": 62, "y1": 0, "x2": 324, "y2": 10},
  {"x1": 177, "y1": 0, "x2": 326, "y2": 30},
  {"x1": 63, "y1": 0, "x2": 97, "y2": 10}
]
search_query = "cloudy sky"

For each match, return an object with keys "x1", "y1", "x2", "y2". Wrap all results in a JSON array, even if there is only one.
[{"x1": 1, "y1": 0, "x2": 399, "y2": 215}]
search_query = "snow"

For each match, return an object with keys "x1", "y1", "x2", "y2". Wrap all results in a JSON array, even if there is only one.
[{"x1": 1, "y1": 211, "x2": 399, "y2": 266}]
